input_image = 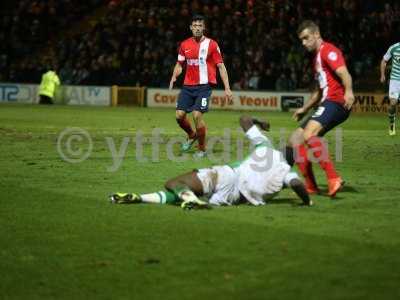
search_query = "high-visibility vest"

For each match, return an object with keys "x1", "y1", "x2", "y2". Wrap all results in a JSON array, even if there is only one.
[{"x1": 38, "y1": 71, "x2": 60, "y2": 98}]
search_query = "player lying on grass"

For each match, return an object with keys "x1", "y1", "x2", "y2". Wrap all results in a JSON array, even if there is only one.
[{"x1": 110, "y1": 115, "x2": 312, "y2": 209}]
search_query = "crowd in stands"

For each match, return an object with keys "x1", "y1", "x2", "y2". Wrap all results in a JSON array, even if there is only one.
[
  {"x1": 0, "y1": 0, "x2": 105, "y2": 82},
  {"x1": 1, "y1": 0, "x2": 399, "y2": 91}
]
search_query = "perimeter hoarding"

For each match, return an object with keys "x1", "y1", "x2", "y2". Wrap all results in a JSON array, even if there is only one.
[{"x1": 147, "y1": 88, "x2": 311, "y2": 111}]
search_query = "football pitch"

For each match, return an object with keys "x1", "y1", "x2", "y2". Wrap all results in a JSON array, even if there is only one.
[{"x1": 0, "y1": 104, "x2": 399, "y2": 299}]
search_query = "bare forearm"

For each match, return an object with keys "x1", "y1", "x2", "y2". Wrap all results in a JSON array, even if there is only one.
[
  {"x1": 218, "y1": 64, "x2": 231, "y2": 90},
  {"x1": 380, "y1": 60, "x2": 387, "y2": 78},
  {"x1": 303, "y1": 89, "x2": 321, "y2": 111},
  {"x1": 239, "y1": 115, "x2": 269, "y2": 132},
  {"x1": 252, "y1": 118, "x2": 270, "y2": 131},
  {"x1": 335, "y1": 66, "x2": 353, "y2": 94},
  {"x1": 340, "y1": 71, "x2": 353, "y2": 93},
  {"x1": 172, "y1": 63, "x2": 182, "y2": 79},
  {"x1": 169, "y1": 63, "x2": 183, "y2": 89}
]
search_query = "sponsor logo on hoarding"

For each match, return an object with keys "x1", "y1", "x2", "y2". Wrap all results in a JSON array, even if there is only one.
[
  {"x1": 281, "y1": 95, "x2": 304, "y2": 111},
  {"x1": 352, "y1": 94, "x2": 390, "y2": 113},
  {"x1": 147, "y1": 89, "x2": 281, "y2": 111},
  {"x1": 0, "y1": 84, "x2": 36, "y2": 102}
]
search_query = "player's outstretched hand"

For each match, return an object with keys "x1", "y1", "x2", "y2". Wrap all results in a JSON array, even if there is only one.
[
  {"x1": 258, "y1": 120, "x2": 270, "y2": 131},
  {"x1": 251, "y1": 118, "x2": 270, "y2": 131},
  {"x1": 225, "y1": 88, "x2": 233, "y2": 102},
  {"x1": 292, "y1": 107, "x2": 306, "y2": 121},
  {"x1": 344, "y1": 90, "x2": 355, "y2": 110},
  {"x1": 380, "y1": 74, "x2": 386, "y2": 84}
]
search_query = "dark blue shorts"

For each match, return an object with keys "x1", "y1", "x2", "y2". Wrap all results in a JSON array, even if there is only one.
[
  {"x1": 300, "y1": 100, "x2": 350, "y2": 135},
  {"x1": 176, "y1": 84, "x2": 212, "y2": 113}
]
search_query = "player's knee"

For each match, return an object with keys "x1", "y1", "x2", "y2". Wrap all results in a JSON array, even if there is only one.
[
  {"x1": 303, "y1": 128, "x2": 318, "y2": 141},
  {"x1": 164, "y1": 179, "x2": 176, "y2": 191},
  {"x1": 288, "y1": 133, "x2": 297, "y2": 147},
  {"x1": 289, "y1": 129, "x2": 304, "y2": 146},
  {"x1": 303, "y1": 128, "x2": 320, "y2": 141},
  {"x1": 303, "y1": 130, "x2": 314, "y2": 141},
  {"x1": 193, "y1": 112, "x2": 204, "y2": 127},
  {"x1": 193, "y1": 111, "x2": 202, "y2": 121},
  {"x1": 176, "y1": 110, "x2": 186, "y2": 120},
  {"x1": 239, "y1": 115, "x2": 253, "y2": 131}
]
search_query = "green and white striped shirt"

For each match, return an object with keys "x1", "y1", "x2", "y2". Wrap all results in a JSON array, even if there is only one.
[{"x1": 383, "y1": 42, "x2": 400, "y2": 81}]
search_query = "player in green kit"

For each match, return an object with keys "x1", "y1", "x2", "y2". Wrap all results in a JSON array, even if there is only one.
[
  {"x1": 109, "y1": 116, "x2": 312, "y2": 209},
  {"x1": 380, "y1": 42, "x2": 400, "y2": 135}
]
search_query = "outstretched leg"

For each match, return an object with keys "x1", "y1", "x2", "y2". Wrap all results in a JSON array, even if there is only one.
[
  {"x1": 110, "y1": 171, "x2": 208, "y2": 208},
  {"x1": 303, "y1": 120, "x2": 342, "y2": 197},
  {"x1": 289, "y1": 127, "x2": 319, "y2": 194},
  {"x1": 165, "y1": 171, "x2": 210, "y2": 209},
  {"x1": 164, "y1": 171, "x2": 204, "y2": 196}
]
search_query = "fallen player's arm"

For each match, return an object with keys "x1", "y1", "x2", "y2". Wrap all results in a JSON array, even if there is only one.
[
  {"x1": 239, "y1": 115, "x2": 270, "y2": 132},
  {"x1": 289, "y1": 178, "x2": 313, "y2": 206},
  {"x1": 252, "y1": 118, "x2": 270, "y2": 131}
]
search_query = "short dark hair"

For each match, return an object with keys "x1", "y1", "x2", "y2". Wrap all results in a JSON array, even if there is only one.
[
  {"x1": 191, "y1": 14, "x2": 205, "y2": 23},
  {"x1": 297, "y1": 20, "x2": 320, "y2": 35}
]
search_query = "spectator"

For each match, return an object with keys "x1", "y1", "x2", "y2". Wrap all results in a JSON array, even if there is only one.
[
  {"x1": 2, "y1": 0, "x2": 400, "y2": 91},
  {"x1": 275, "y1": 73, "x2": 289, "y2": 91},
  {"x1": 38, "y1": 65, "x2": 60, "y2": 104},
  {"x1": 248, "y1": 71, "x2": 260, "y2": 90}
]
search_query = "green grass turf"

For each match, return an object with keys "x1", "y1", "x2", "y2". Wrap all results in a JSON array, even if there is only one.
[{"x1": 0, "y1": 103, "x2": 399, "y2": 300}]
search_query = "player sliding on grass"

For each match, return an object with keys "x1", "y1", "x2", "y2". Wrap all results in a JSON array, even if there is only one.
[
  {"x1": 110, "y1": 116, "x2": 312, "y2": 209},
  {"x1": 289, "y1": 20, "x2": 355, "y2": 197},
  {"x1": 169, "y1": 14, "x2": 233, "y2": 158}
]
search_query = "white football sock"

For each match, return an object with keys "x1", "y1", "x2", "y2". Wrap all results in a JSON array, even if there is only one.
[{"x1": 140, "y1": 192, "x2": 167, "y2": 204}]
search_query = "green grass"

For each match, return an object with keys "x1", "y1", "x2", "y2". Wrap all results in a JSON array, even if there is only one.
[{"x1": 0, "y1": 104, "x2": 399, "y2": 300}]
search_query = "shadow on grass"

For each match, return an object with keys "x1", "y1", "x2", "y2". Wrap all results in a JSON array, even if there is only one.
[{"x1": 266, "y1": 197, "x2": 296, "y2": 205}]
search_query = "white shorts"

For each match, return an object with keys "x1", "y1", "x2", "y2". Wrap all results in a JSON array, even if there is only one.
[
  {"x1": 196, "y1": 165, "x2": 240, "y2": 206},
  {"x1": 389, "y1": 80, "x2": 400, "y2": 101}
]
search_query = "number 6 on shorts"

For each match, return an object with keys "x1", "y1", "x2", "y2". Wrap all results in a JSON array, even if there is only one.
[{"x1": 201, "y1": 97, "x2": 208, "y2": 108}]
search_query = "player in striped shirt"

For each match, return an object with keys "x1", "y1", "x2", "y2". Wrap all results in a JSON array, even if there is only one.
[
  {"x1": 380, "y1": 42, "x2": 400, "y2": 135},
  {"x1": 169, "y1": 14, "x2": 233, "y2": 158},
  {"x1": 289, "y1": 20, "x2": 354, "y2": 197}
]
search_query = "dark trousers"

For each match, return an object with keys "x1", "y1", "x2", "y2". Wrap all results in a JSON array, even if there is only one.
[{"x1": 39, "y1": 95, "x2": 53, "y2": 104}]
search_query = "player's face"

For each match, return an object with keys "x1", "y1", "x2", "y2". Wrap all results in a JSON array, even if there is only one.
[
  {"x1": 190, "y1": 20, "x2": 205, "y2": 38},
  {"x1": 299, "y1": 28, "x2": 320, "y2": 52}
]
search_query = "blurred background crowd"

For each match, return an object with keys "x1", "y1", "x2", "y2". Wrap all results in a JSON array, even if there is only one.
[{"x1": 0, "y1": 0, "x2": 399, "y2": 91}]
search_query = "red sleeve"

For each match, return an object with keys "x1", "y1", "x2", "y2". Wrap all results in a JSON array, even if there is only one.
[
  {"x1": 177, "y1": 43, "x2": 185, "y2": 65},
  {"x1": 211, "y1": 41, "x2": 223, "y2": 65},
  {"x1": 321, "y1": 45, "x2": 345, "y2": 71}
]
